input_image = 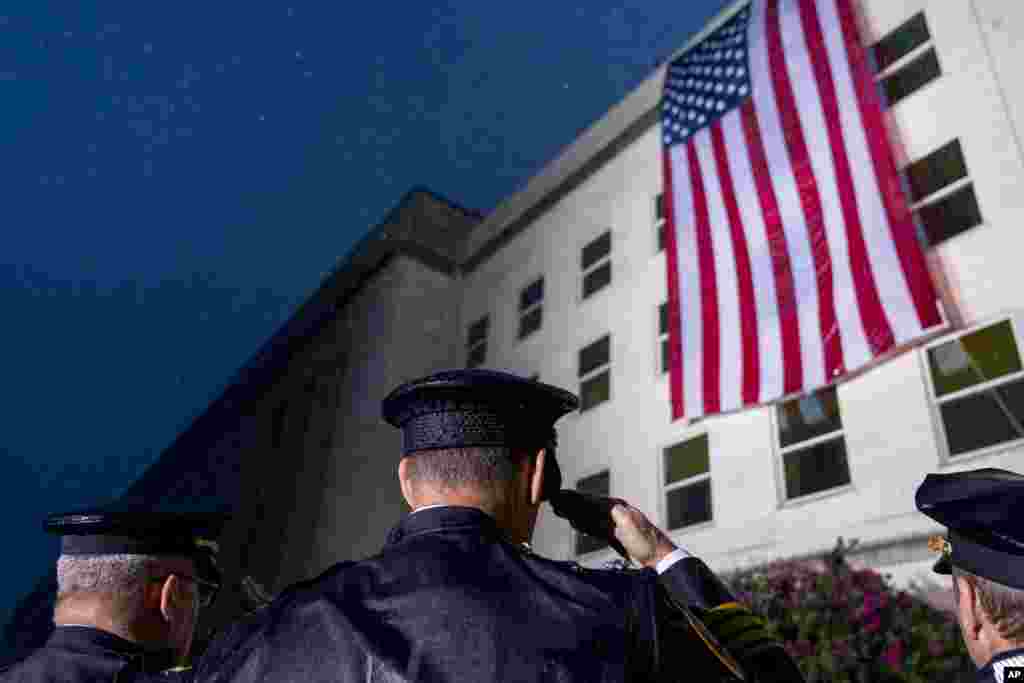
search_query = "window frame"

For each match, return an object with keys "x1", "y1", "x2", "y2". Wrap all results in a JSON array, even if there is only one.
[
  {"x1": 580, "y1": 230, "x2": 613, "y2": 301},
  {"x1": 574, "y1": 468, "x2": 613, "y2": 557},
  {"x1": 657, "y1": 302, "x2": 670, "y2": 376},
  {"x1": 899, "y1": 138, "x2": 982, "y2": 247},
  {"x1": 655, "y1": 193, "x2": 666, "y2": 254},
  {"x1": 466, "y1": 314, "x2": 489, "y2": 368},
  {"x1": 771, "y1": 386, "x2": 854, "y2": 506},
  {"x1": 578, "y1": 333, "x2": 612, "y2": 413},
  {"x1": 920, "y1": 315, "x2": 1024, "y2": 464},
  {"x1": 872, "y1": 12, "x2": 942, "y2": 109},
  {"x1": 658, "y1": 429, "x2": 715, "y2": 533},
  {"x1": 517, "y1": 275, "x2": 545, "y2": 341}
]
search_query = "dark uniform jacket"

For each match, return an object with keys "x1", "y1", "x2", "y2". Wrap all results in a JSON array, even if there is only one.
[
  {"x1": 0, "y1": 626, "x2": 187, "y2": 683},
  {"x1": 977, "y1": 647, "x2": 1024, "y2": 683},
  {"x1": 194, "y1": 506, "x2": 740, "y2": 683}
]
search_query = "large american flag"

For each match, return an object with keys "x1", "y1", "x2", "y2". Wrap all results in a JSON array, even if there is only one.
[{"x1": 661, "y1": 0, "x2": 942, "y2": 420}]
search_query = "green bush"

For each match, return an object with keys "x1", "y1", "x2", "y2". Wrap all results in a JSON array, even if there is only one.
[{"x1": 724, "y1": 538, "x2": 974, "y2": 682}]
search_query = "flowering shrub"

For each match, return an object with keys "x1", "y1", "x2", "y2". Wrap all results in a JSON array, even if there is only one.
[{"x1": 724, "y1": 538, "x2": 974, "y2": 682}]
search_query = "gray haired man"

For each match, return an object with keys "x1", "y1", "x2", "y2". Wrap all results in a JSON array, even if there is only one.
[{"x1": 0, "y1": 508, "x2": 226, "y2": 683}]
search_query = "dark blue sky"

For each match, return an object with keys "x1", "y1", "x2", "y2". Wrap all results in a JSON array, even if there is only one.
[{"x1": 0, "y1": 1, "x2": 728, "y2": 630}]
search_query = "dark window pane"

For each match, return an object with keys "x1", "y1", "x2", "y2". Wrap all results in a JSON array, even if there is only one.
[
  {"x1": 467, "y1": 316, "x2": 489, "y2": 346},
  {"x1": 661, "y1": 339, "x2": 671, "y2": 374},
  {"x1": 520, "y1": 277, "x2": 544, "y2": 311},
  {"x1": 880, "y1": 48, "x2": 941, "y2": 108},
  {"x1": 664, "y1": 434, "x2": 709, "y2": 485},
  {"x1": 784, "y1": 437, "x2": 851, "y2": 499},
  {"x1": 582, "y1": 231, "x2": 612, "y2": 270},
  {"x1": 575, "y1": 470, "x2": 611, "y2": 554},
  {"x1": 582, "y1": 261, "x2": 612, "y2": 299},
  {"x1": 904, "y1": 139, "x2": 967, "y2": 203},
  {"x1": 872, "y1": 12, "x2": 930, "y2": 72},
  {"x1": 467, "y1": 343, "x2": 487, "y2": 368},
  {"x1": 579, "y1": 335, "x2": 611, "y2": 377},
  {"x1": 942, "y1": 378, "x2": 1024, "y2": 456},
  {"x1": 929, "y1": 321, "x2": 1021, "y2": 397},
  {"x1": 518, "y1": 306, "x2": 543, "y2": 339},
  {"x1": 778, "y1": 387, "x2": 843, "y2": 448},
  {"x1": 667, "y1": 479, "x2": 712, "y2": 530},
  {"x1": 659, "y1": 303, "x2": 669, "y2": 335},
  {"x1": 918, "y1": 183, "x2": 982, "y2": 246},
  {"x1": 580, "y1": 371, "x2": 611, "y2": 412},
  {"x1": 656, "y1": 193, "x2": 665, "y2": 220},
  {"x1": 272, "y1": 401, "x2": 289, "y2": 448}
]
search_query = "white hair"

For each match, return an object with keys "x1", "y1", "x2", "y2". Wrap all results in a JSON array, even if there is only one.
[{"x1": 56, "y1": 554, "x2": 186, "y2": 602}]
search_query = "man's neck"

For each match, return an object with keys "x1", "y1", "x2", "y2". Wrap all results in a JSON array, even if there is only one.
[
  {"x1": 406, "y1": 496, "x2": 532, "y2": 545},
  {"x1": 54, "y1": 606, "x2": 136, "y2": 644}
]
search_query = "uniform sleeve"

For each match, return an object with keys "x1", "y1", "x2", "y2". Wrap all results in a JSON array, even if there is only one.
[{"x1": 654, "y1": 561, "x2": 805, "y2": 683}]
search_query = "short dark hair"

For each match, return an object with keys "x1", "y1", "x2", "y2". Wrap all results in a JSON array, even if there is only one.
[
  {"x1": 952, "y1": 566, "x2": 1024, "y2": 641},
  {"x1": 402, "y1": 446, "x2": 532, "y2": 491}
]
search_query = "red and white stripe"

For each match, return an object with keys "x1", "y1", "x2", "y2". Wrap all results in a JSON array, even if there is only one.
[{"x1": 663, "y1": 0, "x2": 941, "y2": 420}]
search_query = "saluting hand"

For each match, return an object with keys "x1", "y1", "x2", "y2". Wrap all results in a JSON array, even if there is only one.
[{"x1": 610, "y1": 503, "x2": 679, "y2": 569}]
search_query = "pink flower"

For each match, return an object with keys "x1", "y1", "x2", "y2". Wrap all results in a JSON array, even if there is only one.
[
  {"x1": 832, "y1": 639, "x2": 851, "y2": 658},
  {"x1": 928, "y1": 640, "x2": 944, "y2": 657},
  {"x1": 794, "y1": 639, "x2": 815, "y2": 657},
  {"x1": 863, "y1": 615, "x2": 881, "y2": 633},
  {"x1": 882, "y1": 640, "x2": 904, "y2": 670}
]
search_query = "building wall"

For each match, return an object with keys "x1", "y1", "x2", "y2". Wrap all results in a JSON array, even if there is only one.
[
  {"x1": 271, "y1": 255, "x2": 461, "y2": 587},
  {"x1": 457, "y1": 0, "x2": 1024, "y2": 584}
]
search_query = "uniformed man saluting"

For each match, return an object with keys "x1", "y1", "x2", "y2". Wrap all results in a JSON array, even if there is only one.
[
  {"x1": 0, "y1": 508, "x2": 226, "y2": 683},
  {"x1": 195, "y1": 369, "x2": 799, "y2": 683},
  {"x1": 916, "y1": 468, "x2": 1024, "y2": 683}
]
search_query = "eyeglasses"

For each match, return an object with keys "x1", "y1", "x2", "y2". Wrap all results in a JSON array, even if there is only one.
[{"x1": 150, "y1": 574, "x2": 220, "y2": 609}]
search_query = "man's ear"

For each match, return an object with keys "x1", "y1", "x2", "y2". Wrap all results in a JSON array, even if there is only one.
[
  {"x1": 159, "y1": 575, "x2": 180, "y2": 622},
  {"x1": 529, "y1": 448, "x2": 545, "y2": 506},
  {"x1": 956, "y1": 575, "x2": 982, "y2": 641},
  {"x1": 398, "y1": 457, "x2": 416, "y2": 510}
]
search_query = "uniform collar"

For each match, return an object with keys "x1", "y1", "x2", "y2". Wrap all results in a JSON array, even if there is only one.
[
  {"x1": 978, "y1": 646, "x2": 1024, "y2": 682},
  {"x1": 47, "y1": 626, "x2": 178, "y2": 672},
  {"x1": 385, "y1": 505, "x2": 499, "y2": 546}
]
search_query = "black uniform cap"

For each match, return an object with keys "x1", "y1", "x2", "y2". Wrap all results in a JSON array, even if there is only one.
[
  {"x1": 45, "y1": 508, "x2": 229, "y2": 585},
  {"x1": 381, "y1": 369, "x2": 579, "y2": 454},
  {"x1": 915, "y1": 468, "x2": 1024, "y2": 589}
]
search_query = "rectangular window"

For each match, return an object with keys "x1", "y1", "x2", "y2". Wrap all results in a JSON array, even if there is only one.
[
  {"x1": 579, "y1": 335, "x2": 611, "y2": 412},
  {"x1": 581, "y1": 231, "x2": 612, "y2": 299},
  {"x1": 917, "y1": 184, "x2": 983, "y2": 246},
  {"x1": 271, "y1": 400, "x2": 289, "y2": 449},
  {"x1": 926, "y1": 320, "x2": 1024, "y2": 458},
  {"x1": 872, "y1": 13, "x2": 939, "y2": 109},
  {"x1": 776, "y1": 387, "x2": 851, "y2": 500},
  {"x1": 879, "y1": 48, "x2": 941, "y2": 107},
  {"x1": 904, "y1": 140, "x2": 967, "y2": 203},
  {"x1": 575, "y1": 470, "x2": 611, "y2": 555},
  {"x1": 900, "y1": 139, "x2": 981, "y2": 246},
  {"x1": 466, "y1": 315, "x2": 489, "y2": 368},
  {"x1": 872, "y1": 12, "x2": 930, "y2": 72},
  {"x1": 658, "y1": 302, "x2": 671, "y2": 374},
  {"x1": 655, "y1": 193, "x2": 666, "y2": 253},
  {"x1": 518, "y1": 277, "x2": 544, "y2": 340},
  {"x1": 663, "y1": 434, "x2": 712, "y2": 530}
]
